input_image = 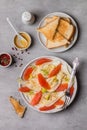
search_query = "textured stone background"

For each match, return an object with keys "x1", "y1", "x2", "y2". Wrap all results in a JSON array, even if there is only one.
[{"x1": 0, "y1": 0, "x2": 87, "y2": 130}]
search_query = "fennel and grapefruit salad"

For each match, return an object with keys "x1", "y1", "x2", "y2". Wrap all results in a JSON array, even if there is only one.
[{"x1": 18, "y1": 56, "x2": 77, "y2": 113}]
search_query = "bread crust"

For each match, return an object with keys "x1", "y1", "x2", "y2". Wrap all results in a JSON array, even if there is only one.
[{"x1": 9, "y1": 96, "x2": 26, "y2": 118}]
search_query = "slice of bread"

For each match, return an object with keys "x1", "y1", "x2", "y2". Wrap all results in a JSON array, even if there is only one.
[
  {"x1": 9, "y1": 96, "x2": 26, "y2": 118},
  {"x1": 62, "y1": 17, "x2": 71, "y2": 23},
  {"x1": 37, "y1": 17, "x2": 60, "y2": 40},
  {"x1": 44, "y1": 16, "x2": 59, "y2": 24},
  {"x1": 46, "y1": 32, "x2": 69, "y2": 49},
  {"x1": 58, "y1": 19, "x2": 75, "y2": 41}
]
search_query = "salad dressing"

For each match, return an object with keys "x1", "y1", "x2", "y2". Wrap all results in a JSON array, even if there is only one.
[{"x1": 14, "y1": 32, "x2": 31, "y2": 49}]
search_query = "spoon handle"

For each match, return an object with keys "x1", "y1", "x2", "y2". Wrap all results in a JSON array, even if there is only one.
[{"x1": 6, "y1": 17, "x2": 19, "y2": 36}]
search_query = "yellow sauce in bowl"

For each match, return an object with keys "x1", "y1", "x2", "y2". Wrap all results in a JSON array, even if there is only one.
[{"x1": 14, "y1": 32, "x2": 31, "y2": 50}]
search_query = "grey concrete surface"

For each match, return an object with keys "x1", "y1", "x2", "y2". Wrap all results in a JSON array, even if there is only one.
[{"x1": 0, "y1": 0, "x2": 87, "y2": 130}]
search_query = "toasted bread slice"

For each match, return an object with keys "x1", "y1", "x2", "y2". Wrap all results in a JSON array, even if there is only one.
[
  {"x1": 62, "y1": 17, "x2": 71, "y2": 23},
  {"x1": 58, "y1": 19, "x2": 75, "y2": 41},
  {"x1": 9, "y1": 96, "x2": 26, "y2": 118},
  {"x1": 45, "y1": 16, "x2": 59, "y2": 24},
  {"x1": 46, "y1": 32, "x2": 69, "y2": 49},
  {"x1": 37, "y1": 17, "x2": 60, "y2": 40},
  {"x1": 45, "y1": 16, "x2": 70, "y2": 25}
]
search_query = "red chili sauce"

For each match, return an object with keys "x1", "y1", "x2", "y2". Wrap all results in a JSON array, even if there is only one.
[{"x1": 0, "y1": 54, "x2": 10, "y2": 66}]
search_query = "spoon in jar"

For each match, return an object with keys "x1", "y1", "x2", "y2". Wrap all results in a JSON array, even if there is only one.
[{"x1": 6, "y1": 17, "x2": 28, "y2": 48}]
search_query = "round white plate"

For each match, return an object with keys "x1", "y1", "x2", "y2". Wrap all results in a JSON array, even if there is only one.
[
  {"x1": 19, "y1": 56, "x2": 77, "y2": 113},
  {"x1": 37, "y1": 12, "x2": 78, "y2": 52}
]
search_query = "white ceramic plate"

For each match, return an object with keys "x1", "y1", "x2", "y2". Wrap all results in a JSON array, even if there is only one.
[
  {"x1": 19, "y1": 56, "x2": 77, "y2": 113},
  {"x1": 37, "y1": 12, "x2": 78, "y2": 52}
]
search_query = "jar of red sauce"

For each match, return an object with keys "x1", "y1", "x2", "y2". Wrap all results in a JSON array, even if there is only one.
[{"x1": 0, "y1": 53, "x2": 12, "y2": 67}]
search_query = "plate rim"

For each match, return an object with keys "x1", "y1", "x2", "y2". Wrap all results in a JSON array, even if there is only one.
[
  {"x1": 37, "y1": 12, "x2": 78, "y2": 53},
  {"x1": 19, "y1": 56, "x2": 77, "y2": 113}
]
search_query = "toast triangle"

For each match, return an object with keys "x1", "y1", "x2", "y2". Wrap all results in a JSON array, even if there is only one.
[
  {"x1": 46, "y1": 32, "x2": 69, "y2": 49},
  {"x1": 37, "y1": 17, "x2": 60, "y2": 40}
]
